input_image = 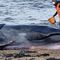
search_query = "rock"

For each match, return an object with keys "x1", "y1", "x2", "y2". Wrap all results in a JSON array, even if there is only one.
[
  {"x1": 47, "y1": 58, "x2": 60, "y2": 60},
  {"x1": 30, "y1": 58, "x2": 35, "y2": 60},
  {"x1": 40, "y1": 53, "x2": 49, "y2": 56},
  {"x1": 4, "y1": 54, "x2": 13, "y2": 57}
]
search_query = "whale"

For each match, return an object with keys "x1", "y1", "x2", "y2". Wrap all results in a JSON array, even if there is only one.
[{"x1": 0, "y1": 24, "x2": 60, "y2": 49}]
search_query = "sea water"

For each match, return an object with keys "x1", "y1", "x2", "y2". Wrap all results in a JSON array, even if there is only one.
[{"x1": 0, "y1": 0, "x2": 56, "y2": 26}]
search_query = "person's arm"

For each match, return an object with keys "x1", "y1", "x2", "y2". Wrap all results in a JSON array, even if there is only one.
[
  {"x1": 53, "y1": 12, "x2": 57, "y2": 17},
  {"x1": 48, "y1": 12, "x2": 57, "y2": 24}
]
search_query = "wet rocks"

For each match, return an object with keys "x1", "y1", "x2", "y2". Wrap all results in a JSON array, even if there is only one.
[
  {"x1": 30, "y1": 58, "x2": 35, "y2": 60},
  {"x1": 47, "y1": 58, "x2": 60, "y2": 60},
  {"x1": 40, "y1": 53, "x2": 49, "y2": 56},
  {"x1": 4, "y1": 54, "x2": 13, "y2": 58}
]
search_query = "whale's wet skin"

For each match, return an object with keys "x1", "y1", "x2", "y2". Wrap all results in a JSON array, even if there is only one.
[{"x1": 0, "y1": 24, "x2": 60, "y2": 49}]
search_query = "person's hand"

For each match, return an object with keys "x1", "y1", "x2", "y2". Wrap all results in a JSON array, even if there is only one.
[{"x1": 48, "y1": 17, "x2": 56, "y2": 24}]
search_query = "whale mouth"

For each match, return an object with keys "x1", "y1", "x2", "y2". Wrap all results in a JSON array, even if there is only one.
[{"x1": 26, "y1": 32, "x2": 60, "y2": 44}]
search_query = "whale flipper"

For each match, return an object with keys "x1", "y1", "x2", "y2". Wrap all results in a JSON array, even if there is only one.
[{"x1": 0, "y1": 41, "x2": 14, "y2": 50}]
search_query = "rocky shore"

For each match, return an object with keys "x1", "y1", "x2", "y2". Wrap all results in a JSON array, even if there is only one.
[{"x1": 0, "y1": 48, "x2": 60, "y2": 60}]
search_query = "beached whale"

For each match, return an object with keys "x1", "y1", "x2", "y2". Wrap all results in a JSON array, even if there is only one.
[{"x1": 0, "y1": 24, "x2": 60, "y2": 49}]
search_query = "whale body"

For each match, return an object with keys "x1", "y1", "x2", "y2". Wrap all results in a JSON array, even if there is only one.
[{"x1": 0, "y1": 24, "x2": 60, "y2": 49}]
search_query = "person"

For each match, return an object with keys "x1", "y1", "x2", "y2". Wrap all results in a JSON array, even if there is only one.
[
  {"x1": 55, "y1": 0, "x2": 60, "y2": 18},
  {"x1": 48, "y1": 0, "x2": 60, "y2": 24}
]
